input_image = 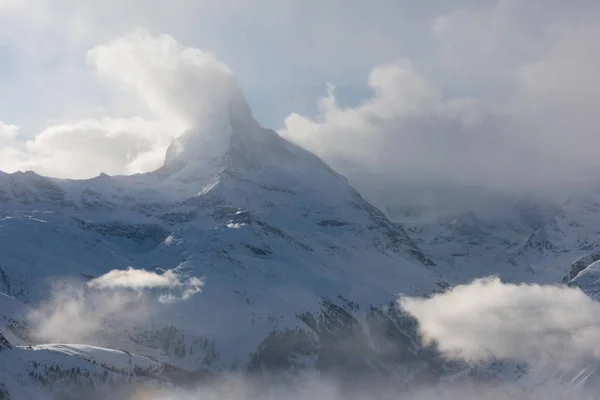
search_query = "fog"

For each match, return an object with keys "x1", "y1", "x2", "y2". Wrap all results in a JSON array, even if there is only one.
[
  {"x1": 119, "y1": 277, "x2": 600, "y2": 399},
  {"x1": 27, "y1": 274, "x2": 600, "y2": 399},
  {"x1": 123, "y1": 378, "x2": 594, "y2": 400},
  {"x1": 28, "y1": 267, "x2": 203, "y2": 344}
]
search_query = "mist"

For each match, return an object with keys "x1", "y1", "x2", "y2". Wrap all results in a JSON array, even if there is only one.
[
  {"x1": 35, "y1": 275, "x2": 600, "y2": 399},
  {"x1": 116, "y1": 277, "x2": 600, "y2": 399},
  {"x1": 28, "y1": 267, "x2": 203, "y2": 344}
]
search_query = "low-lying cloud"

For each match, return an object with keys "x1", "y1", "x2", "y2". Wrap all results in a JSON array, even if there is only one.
[
  {"x1": 88, "y1": 266, "x2": 204, "y2": 303},
  {"x1": 29, "y1": 267, "x2": 203, "y2": 344},
  {"x1": 25, "y1": 270, "x2": 600, "y2": 399},
  {"x1": 400, "y1": 277, "x2": 600, "y2": 368},
  {"x1": 119, "y1": 373, "x2": 596, "y2": 400}
]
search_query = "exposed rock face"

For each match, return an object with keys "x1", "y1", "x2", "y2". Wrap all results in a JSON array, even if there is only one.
[
  {"x1": 0, "y1": 333, "x2": 11, "y2": 353},
  {"x1": 247, "y1": 298, "x2": 460, "y2": 388},
  {"x1": 0, "y1": 383, "x2": 9, "y2": 400}
]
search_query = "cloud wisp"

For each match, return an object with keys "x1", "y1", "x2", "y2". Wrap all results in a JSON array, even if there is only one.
[
  {"x1": 88, "y1": 266, "x2": 204, "y2": 303},
  {"x1": 28, "y1": 267, "x2": 203, "y2": 344}
]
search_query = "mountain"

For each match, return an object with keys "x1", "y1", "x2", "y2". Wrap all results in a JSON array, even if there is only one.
[
  {"x1": 399, "y1": 187, "x2": 600, "y2": 286},
  {"x1": 509, "y1": 192, "x2": 600, "y2": 283},
  {"x1": 4, "y1": 86, "x2": 600, "y2": 398},
  {"x1": 0, "y1": 340, "x2": 172, "y2": 400},
  {"x1": 398, "y1": 201, "x2": 557, "y2": 284},
  {"x1": 0, "y1": 94, "x2": 457, "y2": 397},
  {"x1": 348, "y1": 172, "x2": 566, "y2": 284}
]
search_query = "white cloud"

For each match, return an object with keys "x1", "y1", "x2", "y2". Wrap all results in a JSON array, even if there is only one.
[
  {"x1": 400, "y1": 277, "x2": 600, "y2": 368},
  {"x1": 0, "y1": 121, "x2": 18, "y2": 141},
  {"x1": 88, "y1": 266, "x2": 204, "y2": 303},
  {"x1": 0, "y1": 122, "x2": 27, "y2": 173},
  {"x1": 281, "y1": 61, "x2": 488, "y2": 185},
  {"x1": 17, "y1": 117, "x2": 174, "y2": 178},
  {"x1": 87, "y1": 28, "x2": 238, "y2": 129},
  {"x1": 0, "y1": 28, "x2": 241, "y2": 178}
]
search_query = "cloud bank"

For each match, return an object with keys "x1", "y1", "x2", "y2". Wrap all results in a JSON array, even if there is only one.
[
  {"x1": 400, "y1": 277, "x2": 600, "y2": 368},
  {"x1": 281, "y1": 1, "x2": 600, "y2": 194}
]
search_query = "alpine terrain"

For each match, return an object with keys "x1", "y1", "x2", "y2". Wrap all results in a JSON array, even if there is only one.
[
  {"x1": 0, "y1": 88, "x2": 458, "y2": 398},
  {"x1": 1, "y1": 79, "x2": 600, "y2": 399}
]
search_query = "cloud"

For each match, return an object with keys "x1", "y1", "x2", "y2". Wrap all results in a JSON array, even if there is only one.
[
  {"x1": 88, "y1": 266, "x2": 204, "y2": 303},
  {"x1": 0, "y1": 28, "x2": 241, "y2": 178},
  {"x1": 0, "y1": 122, "x2": 28, "y2": 172},
  {"x1": 123, "y1": 372, "x2": 598, "y2": 400},
  {"x1": 400, "y1": 277, "x2": 600, "y2": 368},
  {"x1": 28, "y1": 280, "x2": 150, "y2": 344},
  {"x1": 0, "y1": 117, "x2": 177, "y2": 178},
  {"x1": 0, "y1": 122, "x2": 18, "y2": 141},
  {"x1": 29, "y1": 267, "x2": 203, "y2": 343},
  {"x1": 87, "y1": 28, "x2": 239, "y2": 129},
  {"x1": 281, "y1": 1, "x2": 600, "y2": 196},
  {"x1": 281, "y1": 61, "x2": 489, "y2": 183}
]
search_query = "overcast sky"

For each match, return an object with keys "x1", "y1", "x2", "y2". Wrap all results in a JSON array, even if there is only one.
[{"x1": 1, "y1": 0, "x2": 599, "y2": 195}]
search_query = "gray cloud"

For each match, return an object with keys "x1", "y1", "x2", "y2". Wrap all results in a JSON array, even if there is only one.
[
  {"x1": 282, "y1": 6, "x2": 600, "y2": 195},
  {"x1": 1, "y1": 1, "x2": 599, "y2": 195}
]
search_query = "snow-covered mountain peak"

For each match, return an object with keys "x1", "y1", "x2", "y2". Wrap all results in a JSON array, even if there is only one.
[{"x1": 161, "y1": 86, "x2": 261, "y2": 173}]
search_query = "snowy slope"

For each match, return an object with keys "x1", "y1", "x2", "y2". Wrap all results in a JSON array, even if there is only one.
[
  {"x1": 0, "y1": 339, "x2": 173, "y2": 399},
  {"x1": 509, "y1": 193, "x2": 600, "y2": 283},
  {"x1": 0, "y1": 292, "x2": 30, "y2": 346},
  {"x1": 569, "y1": 259, "x2": 600, "y2": 300},
  {"x1": 403, "y1": 188, "x2": 600, "y2": 286},
  {"x1": 402, "y1": 200, "x2": 558, "y2": 284}
]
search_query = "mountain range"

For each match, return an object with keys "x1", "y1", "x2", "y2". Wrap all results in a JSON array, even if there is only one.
[{"x1": 1, "y1": 91, "x2": 599, "y2": 398}]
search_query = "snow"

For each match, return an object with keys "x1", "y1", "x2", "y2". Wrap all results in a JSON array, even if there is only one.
[
  {"x1": 509, "y1": 193, "x2": 600, "y2": 283},
  {"x1": 27, "y1": 344, "x2": 158, "y2": 370},
  {"x1": 0, "y1": 339, "x2": 166, "y2": 399}
]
